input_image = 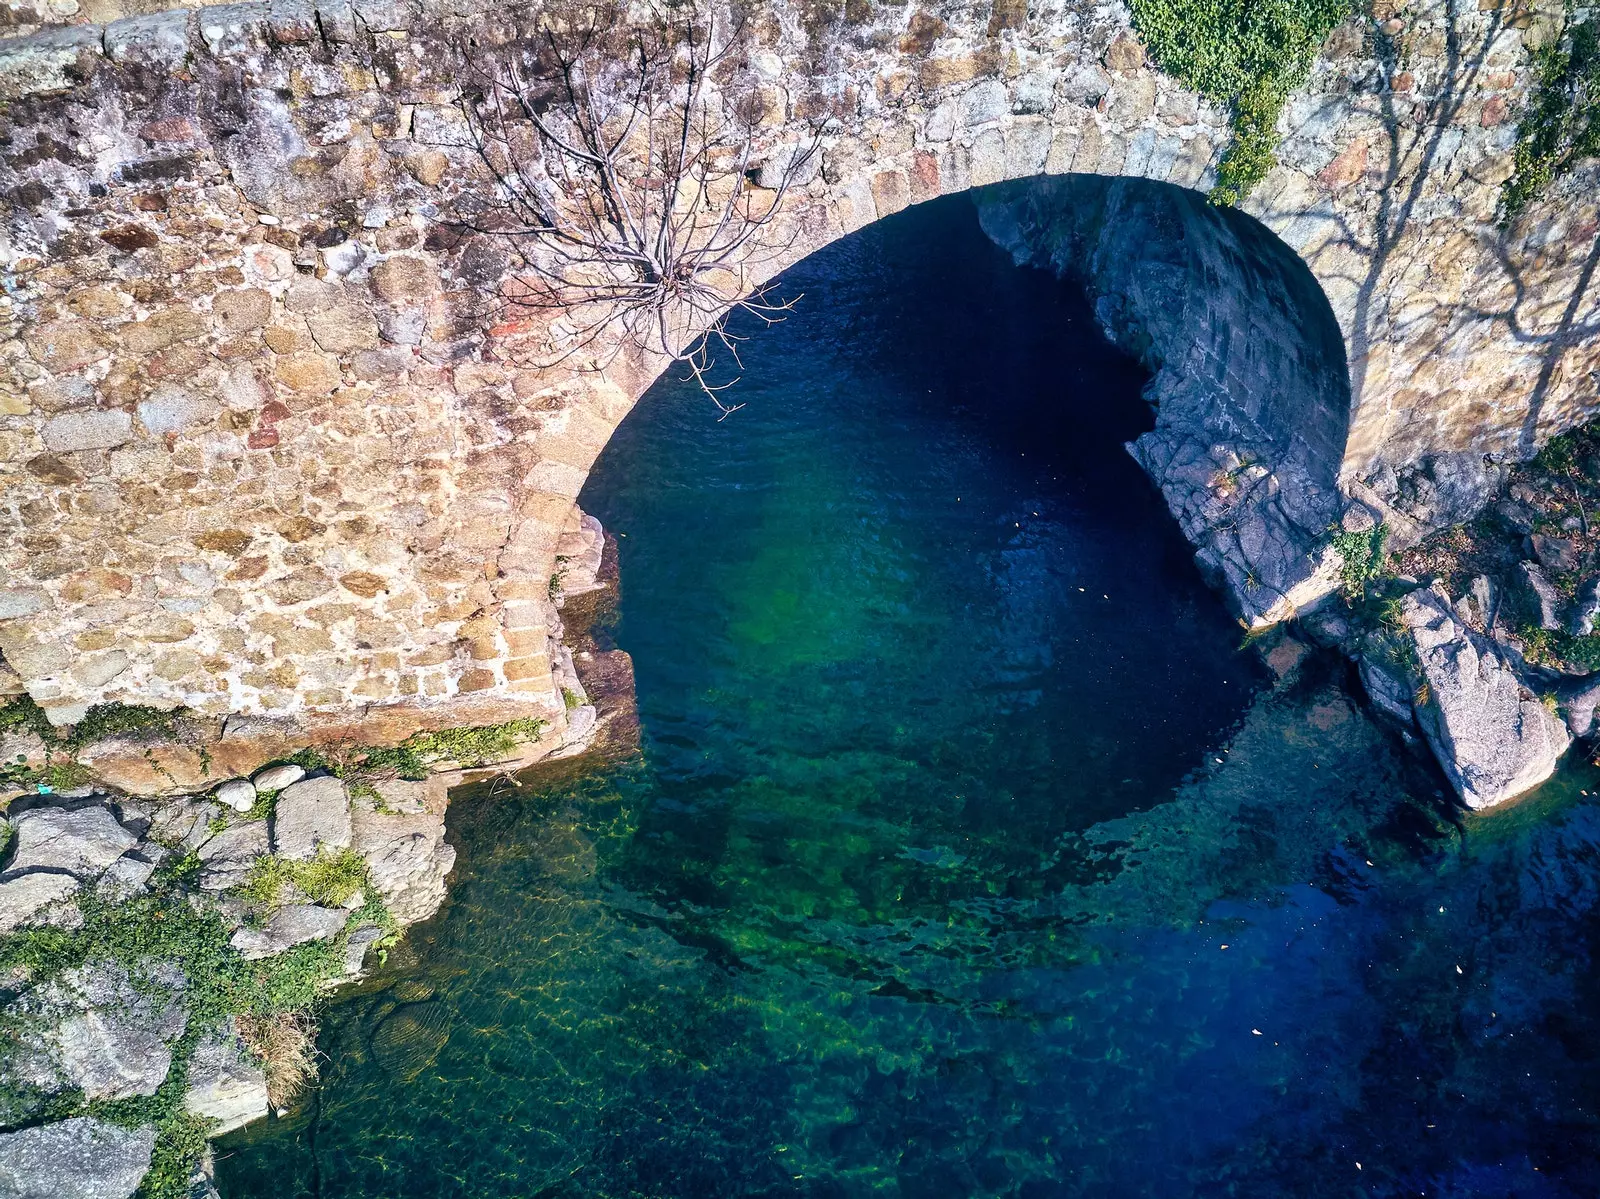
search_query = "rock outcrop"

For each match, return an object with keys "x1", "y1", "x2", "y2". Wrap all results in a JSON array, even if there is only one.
[{"x1": 1402, "y1": 587, "x2": 1572, "y2": 809}]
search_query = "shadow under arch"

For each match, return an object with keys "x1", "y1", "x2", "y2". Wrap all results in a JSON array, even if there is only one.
[
  {"x1": 972, "y1": 174, "x2": 1354, "y2": 625},
  {"x1": 615, "y1": 171, "x2": 1356, "y2": 626}
]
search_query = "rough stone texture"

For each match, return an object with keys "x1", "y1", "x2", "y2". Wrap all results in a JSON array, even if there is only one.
[
  {"x1": 351, "y1": 805, "x2": 456, "y2": 925},
  {"x1": 1518, "y1": 561, "x2": 1563, "y2": 631},
  {"x1": 55, "y1": 1008, "x2": 173, "y2": 1101},
  {"x1": 229, "y1": 902, "x2": 346, "y2": 959},
  {"x1": 979, "y1": 176, "x2": 1348, "y2": 625},
  {"x1": 7, "y1": 803, "x2": 137, "y2": 877},
  {"x1": 0, "y1": 1117, "x2": 155, "y2": 1199},
  {"x1": 340, "y1": 923, "x2": 385, "y2": 976},
  {"x1": 194, "y1": 818, "x2": 269, "y2": 890},
  {"x1": 0, "y1": 0, "x2": 1592, "y2": 735},
  {"x1": 0, "y1": 870, "x2": 79, "y2": 933},
  {"x1": 1403, "y1": 586, "x2": 1572, "y2": 808},
  {"x1": 270, "y1": 775, "x2": 352, "y2": 860},
  {"x1": 183, "y1": 1022, "x2": 269, "y2": 1134}
]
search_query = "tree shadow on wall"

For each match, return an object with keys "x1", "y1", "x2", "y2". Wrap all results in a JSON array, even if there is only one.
[{"x1": 1308, "y1": 0, "x2": 1599, "y2": 461}]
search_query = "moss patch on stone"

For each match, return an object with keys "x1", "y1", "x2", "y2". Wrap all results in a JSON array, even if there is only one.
[
  {"x1": 1129, "y1": 0, "x2": 1355, "y2": 203},
  {"x1": 1501, "y1": 16, "x2": 1600, "y2": 224}
]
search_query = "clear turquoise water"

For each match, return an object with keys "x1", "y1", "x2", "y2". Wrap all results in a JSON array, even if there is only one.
[{"x1": 217, "y1": 195, "x2": 1600, "y2": 1198}]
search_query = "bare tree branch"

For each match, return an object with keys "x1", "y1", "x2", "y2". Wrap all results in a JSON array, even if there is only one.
[{"x1": 430, "y1": 0, "x2": 822, "y2": 417}]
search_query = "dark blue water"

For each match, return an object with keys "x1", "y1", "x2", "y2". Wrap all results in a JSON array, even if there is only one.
[{"x1": 218, "y1": 194, "x2": 1600, "y2": 1198}]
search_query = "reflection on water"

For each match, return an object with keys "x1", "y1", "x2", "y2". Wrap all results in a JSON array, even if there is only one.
[{"x1": 217, "y1": 195, "x2": 1600, "y2": 1198}]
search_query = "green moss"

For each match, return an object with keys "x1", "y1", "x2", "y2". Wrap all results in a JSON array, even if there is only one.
[
  {"x1": 1129, "y1": 0, "x2": 1355, "y2": 204},
  {"x1": 0, "y1": 695, "x2": 55, "y2": 743},
  {"x1": 1501, "y1": 15, "x2": 1600, "y2": 224},
  {"x1": 0, "y1": 854, "x2": 382, "y2": 1194},
  {"x1": 355, "y1": 718, "x2": 549, "y2": 780}
]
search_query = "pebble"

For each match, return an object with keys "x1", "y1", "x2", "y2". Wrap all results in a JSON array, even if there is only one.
[
  {"x1": 214, "y1": 779, "x2": 256, "y2": 812},
  {"x1": 252, "y1": 763, "x2": 305, "y2": 792},
  {"x1": 258, "y1": 214, "x2": 281, "y2": 225}
]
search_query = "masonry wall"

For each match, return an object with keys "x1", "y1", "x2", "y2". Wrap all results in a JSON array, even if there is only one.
[{"x1": 0, "y1": 0, "x2": 1596, "y2": 741}]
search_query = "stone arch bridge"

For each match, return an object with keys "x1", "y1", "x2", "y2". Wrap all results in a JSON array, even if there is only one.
[{"x1": 0, "y1": 0, "x2": 1596, "y2": 775}]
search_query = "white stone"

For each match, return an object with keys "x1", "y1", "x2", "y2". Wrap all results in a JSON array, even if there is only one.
[
  {"x1": 40, "y1": 410, "x2": 134, "y2": 453},
  {"x1": 252, "y1": 762, "x2": 306, "y2": 792},
  {"x1": 1403, "y1": 587, "x2": 1571, "y2": 808},
  {"x1": 214, "y1": 779, "x2": 256, "y2": 812},
  {"x1": 136, "y1": 383, "x2": 215, "y2": 437}
]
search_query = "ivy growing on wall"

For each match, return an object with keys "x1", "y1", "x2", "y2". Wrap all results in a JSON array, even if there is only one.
[
  {"x1": 1500, "y1": 14, "x2": 1600, "y2": 224},
  {"x1": 1129, "y1": 0, "x2": 1356, "y2": 204}
]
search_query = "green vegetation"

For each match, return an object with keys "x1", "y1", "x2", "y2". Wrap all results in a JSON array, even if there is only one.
[
  {"x1": 0, "y1": 853, "x2": 384, "y2": 1198},
  {"x1": 240, "y1": 848, "x2": 371, "y2": 909},
  {"x1": 1520, "y1": 623, "x2": 1600, "y2": 670},
  {"x1": 352, "y1": 719, "x2": 550, "y2": 781},
  {"x1": 1129, "y1": 0, "x2": 1355, "y2": 204},
  {"x1": 1331, "y1": 522, "x2": 1390, "y2": 596},
  {"x1": 1501, "y1": 14, "x2": 1600, "y2": 224},
  {"x1": 0, "y1": 697, "x2": 197, "y2": 795}
]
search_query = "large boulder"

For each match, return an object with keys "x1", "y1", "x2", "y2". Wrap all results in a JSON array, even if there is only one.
[
  {"x1": 55, "y1": 1010, "x2": 173, "y2": 1102},
  {"x1": 7, "y1": 804, "x2": 137, "y2": 877},
  {"x1": 1402, "y1": 586, "x2": 1571, "y2": 808},
  {"x1": 352, "y1": 807, "x2": 456, "y2": 925},
  {"x1": 0, "y1": 1117, "x2": 154, "y2": 1199},
  {"x1": 229, "y1": 904, "x2": 346, "y2": 960},
  {"x1": 183, "y1": 1022, "x2": 269, "y2": 1135},
  {"x1": 271, "y1": 776, "x2": 352, "y2": 861}
]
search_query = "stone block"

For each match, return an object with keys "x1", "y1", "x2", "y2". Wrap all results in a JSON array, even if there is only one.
[
  {"x1": 271, "y1": 775, "x2": 352, "y2": 860},
  {"x1": 8, "y1": 804, "x2": 138, "y2": 878},
  {"x1": 183, "y1": 1023, "x2": 269, "y2": 1135},
  {"x1": 42, "y1": 410, "x2": 133, "y2": 453}
]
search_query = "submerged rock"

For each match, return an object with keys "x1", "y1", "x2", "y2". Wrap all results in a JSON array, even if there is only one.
[
  {"x1": 271, "y1": 776, "x2": 352, "y2": 861},
  {"x1": 0, "y1": 1117, "x2": 154, "y2": 1199},
  {"x1": 1403, "y1": 587, "x2": 1571, "y2": 808}
]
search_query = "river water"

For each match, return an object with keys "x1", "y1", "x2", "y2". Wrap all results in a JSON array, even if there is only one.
[{"x1": 218, "y1": 194, "x2": 1600, "y2": 1198}]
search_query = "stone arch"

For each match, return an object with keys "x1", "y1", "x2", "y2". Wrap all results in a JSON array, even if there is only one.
[{"x1": 0, "y1": 0, "x2": 1595, "y2": 764}]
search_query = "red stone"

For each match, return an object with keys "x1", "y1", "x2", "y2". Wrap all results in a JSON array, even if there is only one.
[{"x1": 247, "y1": 429, "x2": 280, "y2": 449}]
